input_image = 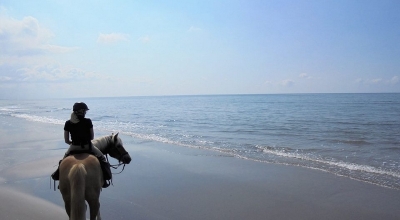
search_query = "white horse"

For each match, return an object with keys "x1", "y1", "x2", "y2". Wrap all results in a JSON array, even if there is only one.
[{"x1": 59, "y1": 133, "x2": 131, "y2": 220}]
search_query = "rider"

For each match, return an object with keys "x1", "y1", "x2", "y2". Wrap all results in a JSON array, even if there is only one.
[{"x1": 51, "y1": 102, "x2": 112, "y2": 188}]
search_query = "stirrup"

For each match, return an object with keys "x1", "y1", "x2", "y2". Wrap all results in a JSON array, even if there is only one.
[
  {"x1": 103, "y1": 180, "x2": 110, "y2": 188},
  {"x1": 51, "y1": 169, "x2": 59, "y2": 181},
  {"x1": 51, "y1": 160, "x2": 62, "y2": 181}
]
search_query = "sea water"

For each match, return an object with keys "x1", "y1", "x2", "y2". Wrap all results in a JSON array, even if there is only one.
[{"x1": 0, "y1": 93, "x2": 399, "y2": 189}]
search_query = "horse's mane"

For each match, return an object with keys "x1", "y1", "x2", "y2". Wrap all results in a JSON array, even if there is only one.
[
  {"x1": 92, "y1": 133, "x2": 121, "y2": 154},
  {"x1": 92, "y1": 134, "x2": 112, "y2": 153}
]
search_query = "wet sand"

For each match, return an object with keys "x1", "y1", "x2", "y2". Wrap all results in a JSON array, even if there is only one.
[{"x1": 0, "y1": 116, "x2": 400, "y2": 220}]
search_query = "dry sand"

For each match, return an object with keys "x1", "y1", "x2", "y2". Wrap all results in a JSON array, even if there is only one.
[
  {"x1": 0, "y1": 116, "x2": 400, "y2": 220},
  {"x1": 0, "y1": 186, "x2": 67, "y2": 220}
]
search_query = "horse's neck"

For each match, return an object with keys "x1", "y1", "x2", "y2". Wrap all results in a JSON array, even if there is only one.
[{"x1": 92, "y1": 136, "x2": 111, "y2": 154}]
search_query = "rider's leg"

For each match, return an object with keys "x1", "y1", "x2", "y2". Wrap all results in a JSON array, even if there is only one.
[
  {"x1": 50, "y1": 146, "x2": 74, "y2": 181},
  {"x1": 92, "y1": 146, "x2": 112, "y2": 188},
  {"x1": 51, "y1": 160, "x2": 62, "y2": 180},
  {"x1": 51, "y1": 153, "x2": 71, "y2": 181}
]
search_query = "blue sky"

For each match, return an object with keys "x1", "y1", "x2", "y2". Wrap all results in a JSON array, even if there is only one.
[{"x1": 1, "y1": 0, "x2": 399, "y2": 99}]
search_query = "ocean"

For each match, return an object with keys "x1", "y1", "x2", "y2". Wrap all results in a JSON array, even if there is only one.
[{"x1": 0, "y1": 93, "x2": 399, "y2": 189}]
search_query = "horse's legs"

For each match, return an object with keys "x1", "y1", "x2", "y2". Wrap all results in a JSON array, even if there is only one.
[
  {"x1": 97, "y1": 207, "x2": 102, "y2": 220},
  {"x1": 87, "y1": 199, "x2": 101, "y2": 220},
  {"x1": 61, "y1": 194, "x2": 71, "y2": 218}
]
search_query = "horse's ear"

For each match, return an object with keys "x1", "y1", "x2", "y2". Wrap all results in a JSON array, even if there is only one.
[{"x1": 114, "y1": 132, "x2": 119, "y2": 142}]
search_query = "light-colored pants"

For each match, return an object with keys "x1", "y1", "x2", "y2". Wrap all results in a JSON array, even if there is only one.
[{"x1": 64, "y1": 144, "x2": 103, "y2": 158}]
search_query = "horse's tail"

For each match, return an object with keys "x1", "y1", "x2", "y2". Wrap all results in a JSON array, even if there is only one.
[{"x1": 69, "y1": 163, "x2": 87, "y2": 220}]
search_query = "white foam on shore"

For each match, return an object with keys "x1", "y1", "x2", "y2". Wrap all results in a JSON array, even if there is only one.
[
  {"x1": 120, "y1": 130, "x2": 400, "y2": 187},
  {"x1": 11, "y1": 114, "x2": 64, "y2": 125},
  {"x1": 261, "y1": 146, "x2": 400, "y2": 179}
]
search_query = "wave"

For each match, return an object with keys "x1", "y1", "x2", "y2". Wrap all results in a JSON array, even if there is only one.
[
  {"x1": 259, "y1": 145, "x2": 400, "y2": 177},
  {"x1": 257, "y1": 145, "x2": 400, "y2": 189},
  {"x1": 11, "y1": 114, "x2": 64, "y2": 125},
  {"x1": 328, "y1": 139, "x2": 372, "y2": 146},
  {"x1": 118, "y1": 129, "x2": 400, "y2": 187},
  {"x1": 91, "y1": 115, "x2": 117, "y2": 121},
  {"x1": 0, "y1": 106, "x2": 28, "y2": 113}
]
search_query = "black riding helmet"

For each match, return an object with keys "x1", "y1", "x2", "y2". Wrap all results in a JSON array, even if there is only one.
[{"x1": 73, "y1": 102, "x2": 89, "y2": 112}]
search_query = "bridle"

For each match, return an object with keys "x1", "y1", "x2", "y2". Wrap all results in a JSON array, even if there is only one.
[{"x1": 105, "y1": 139, "x2": 129, "y2": 174}]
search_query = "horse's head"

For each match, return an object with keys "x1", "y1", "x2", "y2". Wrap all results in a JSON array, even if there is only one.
[{"x1": 107, "y1": 133, "x2": 131, "y2": 164}]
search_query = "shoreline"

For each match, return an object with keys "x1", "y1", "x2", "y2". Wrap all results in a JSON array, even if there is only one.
[{"x1": 1, "y1": 116, "x2": 400, "y2": 219}]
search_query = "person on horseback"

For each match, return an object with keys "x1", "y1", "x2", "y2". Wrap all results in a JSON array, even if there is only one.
[{"x1": 51, "y1": 102, "x2": 112, "y2": 188}]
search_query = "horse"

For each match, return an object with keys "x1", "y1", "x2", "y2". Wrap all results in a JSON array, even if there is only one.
[{"x1": 59, "y1": 133, "x2": 131, "y2": 220}]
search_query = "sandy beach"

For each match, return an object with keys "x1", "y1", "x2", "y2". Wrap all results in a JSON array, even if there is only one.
[{"x1": 1, "y1": 116, "x2": 400, "y2": 220}]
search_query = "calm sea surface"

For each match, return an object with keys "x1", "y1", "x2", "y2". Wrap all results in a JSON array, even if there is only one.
[{"x1": 1, "y1": 93, "x2": 399, "y2": 189}]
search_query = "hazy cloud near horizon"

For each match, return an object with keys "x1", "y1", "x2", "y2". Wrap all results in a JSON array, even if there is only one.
[{"x1": 0, "y1": 1, "x2": 399, "y2": 99}]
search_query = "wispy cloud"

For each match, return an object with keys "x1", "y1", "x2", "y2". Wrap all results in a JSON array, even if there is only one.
[
  {"x1": 42, "y1": 45, "x2": 79, "y2": 53},
  {"x1": 0, "y1": 11, "x2": 84, "y2": 86},
  {"x1": 263, "y1": 79, "x2": 296, "y2": 87},
  {"x1": 280, "y1": 79, "x2": 295, "y2": 87},
  {"x1": 371, "y1": 78, "x2": 382, "y2": 84},
  {"x1": 97, "y1": 33, "x2": 129, "y2": 44},
  {"x1": 15, "y1": 63, "x2": 105, "y2": 82},
  {"x1": 138, "y1": 36, "x2": 150, "y2": 43},
  {"x1": 0, "y1": 13, "x2": 78, "y2": 57},
  {"x1": 355, "y1": 78, "x2": 363, "y2": 84},
  {"x1": 0, "y1": 76, "x2": 12, "y2": 82},
  {"x1": 390, "y1": 76, "x2": 399, "y2": 84},
  {"x1": 356, "y1": 76, "x2": 399, "y2": 85},
  {"x1": 188, "y1": 26, "x2": 202, "y2": 32},
  {"x1": 299, "y1": 73, "x2": 311, "y2": 79}
]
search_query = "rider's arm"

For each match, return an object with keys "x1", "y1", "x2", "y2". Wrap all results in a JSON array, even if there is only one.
[
  {"x1": 89, "y1": 128, "x2": 94, "y2": 140},
  {"x1": 64, "y1": 130, "x2": 71, "y2": 145}
]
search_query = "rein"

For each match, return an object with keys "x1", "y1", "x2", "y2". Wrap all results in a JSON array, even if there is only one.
[{"x1": 105, "y1": 154, "x2": 127, "y2": 174}]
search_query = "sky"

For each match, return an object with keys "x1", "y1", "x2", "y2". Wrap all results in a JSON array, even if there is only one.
[{"x1": 0, "y1": 0, "x2": 399, "y2": 99}]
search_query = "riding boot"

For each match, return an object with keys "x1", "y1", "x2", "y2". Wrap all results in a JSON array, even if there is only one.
[
  {"x1": 98, "y1": 155, "x2": 112, "y2": 188},
  {"x1": 51, "y1": 160, "x2": 62, "y2": 180}
]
